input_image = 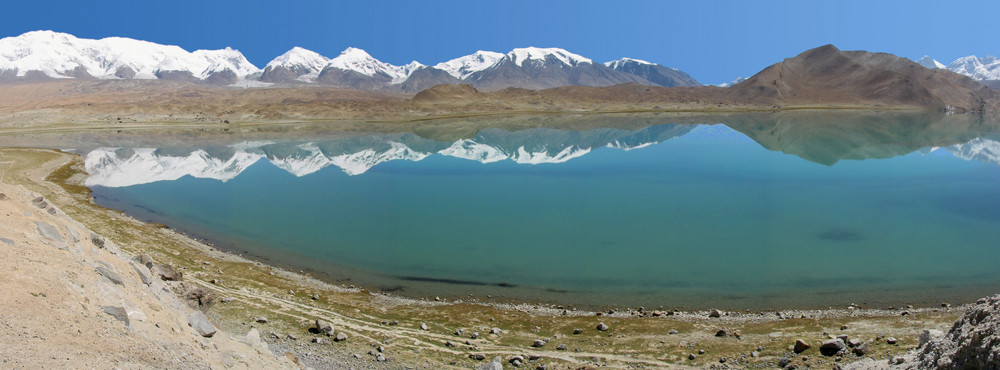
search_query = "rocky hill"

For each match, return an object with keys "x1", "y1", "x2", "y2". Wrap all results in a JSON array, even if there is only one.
[{"x1": 729, "y1": 45, "x2": 998, "y2": 113}]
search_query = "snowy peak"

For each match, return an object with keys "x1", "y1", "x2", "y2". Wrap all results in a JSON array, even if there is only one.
[
  {"x1": 604, "y1": 57, "x2": 654, "y2": 69},
  {"x1": 915, "y1": 55, "x2": 946, "y2": 69},
  {"x1": 434, "y1": 50, "x2": 504, "y2": 79},
  {"x1": 946, "y1": 55, "x2": 1000, "y2": 80},
  {"x1": 266, "y1": 46, "x2": 329, "y2": 70},
  {"x1": 323, "y1": 47, "x2": 423, "y2": 82},
  {"x1": 506, "y1": 47, "x2": 593, "y2": 67}
]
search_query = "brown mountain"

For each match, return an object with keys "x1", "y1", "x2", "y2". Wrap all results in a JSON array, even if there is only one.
[{"x1": 729, "y1": 44, "x2": 998, "y2": 113}]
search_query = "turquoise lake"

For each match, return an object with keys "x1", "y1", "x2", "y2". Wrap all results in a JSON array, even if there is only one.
[{"x1": 81, "y1": 113, "x2": 1000, "y2": 309}]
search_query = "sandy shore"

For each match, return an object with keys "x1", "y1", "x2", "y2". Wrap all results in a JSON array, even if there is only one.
[{"x1": 0, "y1": 137, "x2": 978, "y2": 369}]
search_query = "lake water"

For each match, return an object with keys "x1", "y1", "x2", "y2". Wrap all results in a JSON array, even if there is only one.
[{"x1": 80, "y1": 112, "x2": 1000, "y2": 309}]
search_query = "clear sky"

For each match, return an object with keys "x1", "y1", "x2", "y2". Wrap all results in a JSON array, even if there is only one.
[{"x1": 1, "y1": 0, "x2": 997, "y2": 85}]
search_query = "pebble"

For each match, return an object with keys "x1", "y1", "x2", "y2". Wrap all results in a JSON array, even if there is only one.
[
  {"x1": 688, "y1": 353, "x2": 696, "y2": 360},
  {"x1": 532, "y1": 339, "x2": 546, "y2": 347},
  {"x1": 596, "y1": 322, "x2": 609, "y2": 331},
  {"x1": 470, "y1": 353, "x2": 486, "y2": 361},
  {"x1": 709, "y1": 309, "x2": 722, "y2": 318},
  {"x1": 490, "y1": 327, "x2": 501, "y2": 335},
  {"x1": 311, "y1": 337, "x2": 324, "y2": 344},
  {"x1": 420, "y1": 322, "x2": 428, "y2": 331},
  {"x1": 286, "y1": 333, "x2": 298, "y2": 340},
  {"x1": 886, "y1": 337, "x2": 898, "y2": 345},
  {"x1": 455, "y1": 328, "x2": 464, "y2": 336},
  {"x1": 335, "y1": 332, "x2": 347, "y2": 342},
  {"x1": 556, "y1": 343, "x2": 568, "y2": 350},
  {"x1": 891, "y1": 356, "x2": 905, "y2": 365},
  {"x1": 698, "y1": 349, "x2": 705, "y2": 354},
  {"x1": 255, "y1": 317, "x2": 268, "y2": 323},
  {"x1": 314, "y1": 319, "x2": 333, "y2": 334},
  {"x1": 669, "y1": 329, "x2": 678, "y2": 334},
  {"x1": 312, "y1": 294, "x2": 319, "y2": 300},
  {"x1": 715, "y1": 329, "x2": 727, "y2": 337},
  {"x1": 778, "y1": 357, "x2": 792, "y2": 367},
  {"x1": 471, "y1": 331, "x2": 479, "y2": 339},
  {"x1": 853, "y1": 342, "x2": 869, "y2": 356},
  {"x1": 573, "y1": 328, "x2": 583, "y2": 335}
]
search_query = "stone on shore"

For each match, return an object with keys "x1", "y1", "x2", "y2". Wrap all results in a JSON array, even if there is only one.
[
  {"x1": 709, "y1": 309, "x2": 722, "y2": 318},
  {"x1": 794, "y1": 339, "x2": 811, "y2": 353},
  {"x1": 820, "y1": 338, "x2": 845, "y2": 356},
  {"x1": 597, "y1": 322, "x2": 609, "y2": 331},
  {"x1": 188, "y1": 311, "x2": 217, "y2": 337}
]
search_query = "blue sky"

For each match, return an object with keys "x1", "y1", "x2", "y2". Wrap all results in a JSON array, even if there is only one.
[{"x1": 1, "y1": 0, "x2": 997, "y2": 85}]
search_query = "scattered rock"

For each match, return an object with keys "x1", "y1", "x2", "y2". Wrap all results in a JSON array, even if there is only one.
[
  {"x1": 90, "y1": 232, "x2": 105, "y2": 248},
  {"x1": 455, "y1": 328, "x2": 464, "y2": 336},
  {"x1": 150, "y1": 264, "x2": 182, "y2": 281},
  {"x1": 794, "y1": 339, "x2": 811, "y2": 353},
  {"x1": 847, "y1": 338, "x2": 862, "y2": 348},
  {"x1": 138, "y1": 254, "x2": 153, "y2": 267},
  {"x1": 652, "y1": 310, "x2": 663, "y2": 317},
  {"x1": 709, "y1": 309, "x2": 722, "y2": 318},
  {"x1": 840, "y1": 325, "x2": 848, "y2": 330},
  {"x1": 573, "y1": 328, "x2": 583, "y2": 335},
  {"x1": 476, "y1": 357, "x2": 503, "y2": 370},
  {"x1": 183, "y1": 287, "x2": 216, "y2": 309},
  {"x1": 420, "y1": 322, "x2": 428, "y2": 331},
  {"x1": 188, "y1": 311, "x2": 217, "y2": 337},
  {"x1": 688, "y1": 353, "x2": 696, "y2": 360},
  {"x1": 699, "y1": 349, "x2": 705, "y2": 354},
  {"x1": 910, "y1": 294, "x2": 1000, "y2": 369},
  {"x1": 890, "y1": 356, "x2": 905, "y2": 365},
  {"x1": 596, "y1": 322, "x2": 609, "y2": 331},
  {"x1": 470, "y1": 353, "x2": 486, "y2": 361},
  {"x1": 220, "y1": 297, "x2": 235, "y2": 303},
  {"x1": 0, "y1": 238, "x2": 13, "y2": 246},
  {"x1": 556, "y1": 343, "x2": 568, "y2": 350},
  {"x1": 852, "y1": 342, "x2": 869, "y2": 356},
  {"x1": 311, "y1": 337, "x2": 325, "y2": 344},
  {"x1": 715, "y1": 329, "x2": 728, "y2": 337},
  {"x1": 532, "y1": 339, "x2": 546, "y2": 347},
  {"x1": 471, "y1": 331, "x2": 479, "y2": 339},
  {"x1": 311, "y1": 293, "x2": 319, "y2": 300},
  {"x1": 0, "y1": 193, "x2": 6, "y2": 200},
  {"x1": 886, "y1": 337, "x2": 897, "y2": 345},
  {"x1": 837, "y1": 334, "x2": 849, "y2": 343},
  {"x1": 35, "y1": 221, "x2": 62, "y2": 244},
  {"x1": 334, "y1": 332, "x2": 347, "y2": 342},
  {"x1": 314, "y1": 319, "x2": 333, "y2": 334},
  {"x1": 820, "y1": 338, "x2": 845, "y2": 356},
  {"x1": 669, "y1": 329, "x2": 678, "y2": 334},
  {"x1": 101, "y1": 306, "x2": 129, "y2": 326},
  {"x1": 130, "y1": 262, "x2": 152, "y2": 286},
  {"x1": 255, "y1": 316, "x2": 268, "y2": 323},
  {"x1": 751, "y1": 351, "x2": 759, "y2": 357},
  {"x1": 287, "y1": 333, "x2": 298, "y2": 341},
  {"x1": 490, "y1": 327, "x2": 501, "y2": 335},
  {"x1": 778, "y1": 357, "x2": 791, "y2": 367},
  {"x1": 95, "y1": 266, "x2": 124, "y2": 286}
]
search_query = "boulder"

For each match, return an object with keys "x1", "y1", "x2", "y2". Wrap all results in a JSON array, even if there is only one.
[
  {"x1": 188, "y1": 311, "x2": 217, "y2": 337},
  {"x1": 709, "y1": 309, "x2": 722, "y2": 318},
  {"x1": 532, "y1": 339, "x2": 546, "y2": 347},
  {"x1": 138, "y1": 254, "x2": 154, "y2": 268},
  {"x1": 183, "y1": 287, "x2": 216, "y2": 309},
  {"x1": 819, "y1": 338, "x2": 845, "y2": 356},
  {"x1": 102, "y1": 306, "x2": 130, "y2": 326},
  {"x1": 853, "y1": 341, "x2": 869, "y2": 356},
  {"x1": 911, "y1": 294, "x2": 1000, "y2": 369},
  {"x1": 597, "y1": 322, "x2": 609, "y2": 331},
  {"x1": 334, "y1": 332, "x2": 347, "y2": 342}
]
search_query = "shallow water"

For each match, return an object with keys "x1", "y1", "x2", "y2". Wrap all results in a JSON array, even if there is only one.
[{"x1": 81, "y1": 112, "x2": 1000, "y2": 309}]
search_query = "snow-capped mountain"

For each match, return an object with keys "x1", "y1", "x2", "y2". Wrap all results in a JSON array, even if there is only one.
[
  {"x1": 259, "y1": 47, "x2": 330, "y2": 83},
  {"x1": 435, "y1": 51, "x2": 504, "y2": 80},
  {"x1": 946, "y1": 55, "x2": 1000, "y2": 81},
  {"x1": 915, "y1": 55, "x2": 946, "y2": 69},
  {"x1": 0, "y1": 30, "x2": 259, "y2": 83},
  {"x1": 944, "y1": 136, "x2": 1000, "y2": 165},
  {"x1": 463, "y1": 47, "x2": 650, "y2": 90},
  {"x1": 83, "y1": 124, "x2": 694, "y2": 187},
  {"x1": 717, "y1": 76, "x2": 746, "y2": 87},
  {"x1": 604, "y1": 57, "x2": 700, "y2": 87},
  {"x1": 0, "y1": 30, "x2": 703, "y2": 91},
  {"x1": 915, "y1": 54, "x2": 1000, "y2": 81}
]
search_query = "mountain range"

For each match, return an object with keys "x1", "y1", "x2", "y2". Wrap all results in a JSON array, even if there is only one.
[
  {"x1": 0, "y1": 30, "x2": 700, "y2": 91},
  {"x1": 913, "y1": 54, "x2": 1000, "y2": 83}
]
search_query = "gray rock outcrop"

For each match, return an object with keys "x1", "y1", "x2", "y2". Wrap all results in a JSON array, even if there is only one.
[{"x1": 909, "y1": 294, "x2": 1000, "y2": 369}]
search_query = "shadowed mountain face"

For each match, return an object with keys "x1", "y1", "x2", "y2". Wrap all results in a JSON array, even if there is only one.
[
  {"x1": 465, "y1": 55, "x2": 649, "y2": 91},
  {"x1": 724, "y1": 111, "x2": 996, "y2": 165},
  {"x1": 730, "y1": 45, "x2": 999, "y2": 113},
  {"x1": 605, "y1": 59, "x2": 701, "y2": 87}
]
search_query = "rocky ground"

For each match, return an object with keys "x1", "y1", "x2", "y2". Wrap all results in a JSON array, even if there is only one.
[{"x1": 0, "y1": 141, "x2": 995, "y2": 369}]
